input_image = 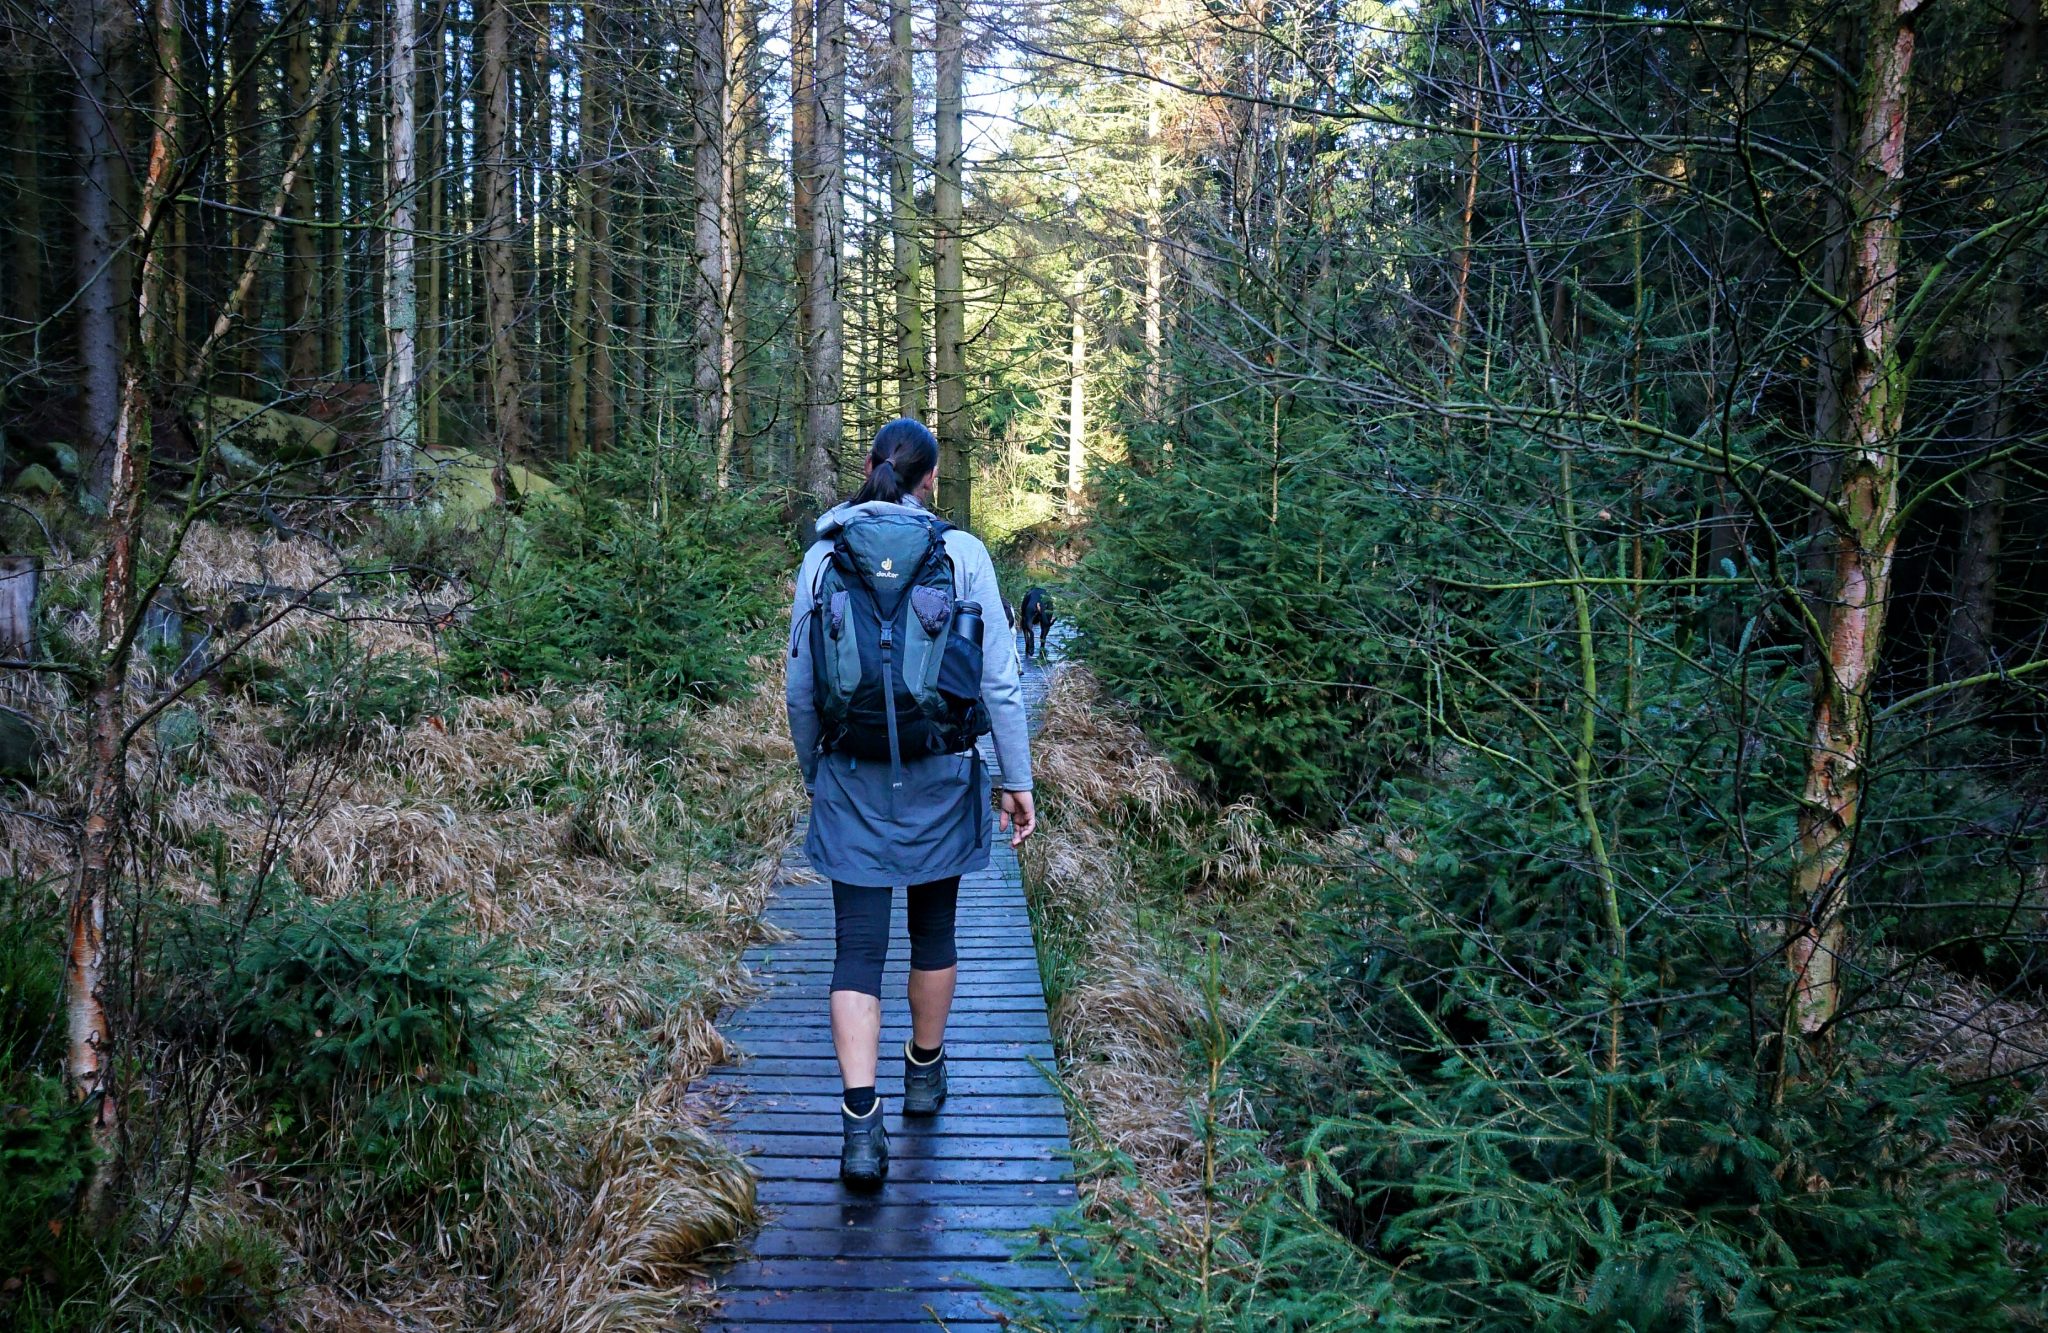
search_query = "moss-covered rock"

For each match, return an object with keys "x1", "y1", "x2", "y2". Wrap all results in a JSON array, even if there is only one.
[
  {"x1": 8, "y1": 464, "x2": 61, "y2": 497},
  {"x1": 419, "y1": 448, "x2": 563, "y2": 515},
  {"x1": 189, "y1": 395, "x2": 338, "y2": 464}
]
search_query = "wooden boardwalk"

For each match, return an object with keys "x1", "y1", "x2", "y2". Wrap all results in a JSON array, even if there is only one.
[{"x1": 703, "y1": 642, "x2": 1080, "y2": 1330}]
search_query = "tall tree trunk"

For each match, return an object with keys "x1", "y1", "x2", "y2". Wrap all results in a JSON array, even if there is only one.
[
  {"x1": 1067, "y1": 264, "x2": 1085, "y2": 512},
  {"x1": 383, "y1": 0, "x2": 420, "y2": 498},
  {"x1": 477, "y1": 0, "x2": 530, "y2": 475},
  {"x1": 72, "y1": 0, "x2": 181, "y2": 1209},
  {"x1": 932, "y1": 0, "x2": 968, "y2": 524},
  {"x1": 567, "y1": 11, "x2": 597, "y2": 456},
  {"x1": 588, "y1": 176, "x2": 614, "y2": 453},
  {"x1": 1945, "y1": 0, "x2": 2038, "y2": 689},
  {"x1": 693, "y1": 0, "x2": 733, "y2": 480},
  {"x1": 728, "y1": 0, "x2": 758, "y2": 473},
  {"x1": 1141, "y1": 70, "x2": 1164, "y2": 422},
  {"x1": 420, "y1": 1, "x2": 444, "y2": 453},
  {"x1": 322, "y1": 0, "x2": 348, "y2": 378},
  {"x1": 8, "y1": 77, "x2": 44, "y2": 347},
  {"x1": 71, "y1": 0, "x2": 124, "y2": 500},
  {"x1": 799, "y1": 0, "x2": 846, "y2": 511},
  {"x1": 527, "y1": 10, "x2": 554, "y2": 456},
  {"x1": 791, "y1": 0, "x2": 817, "y2": 495},
  {"x1": 228, "y1": 0, "x2": 263, "y2": 394},
  {"x1": 1784, "y1": 0, "x2": 1925, "y2": 1040},
  {"x1": 1447, "y1": 95, "x2": 1482, "y2": 361},
  {"x1": 285, "y1": 14, "x2": 323, "y2": 389},
  {"x1": 889, "y1": 0, "x2": 924, "y2": 421}
]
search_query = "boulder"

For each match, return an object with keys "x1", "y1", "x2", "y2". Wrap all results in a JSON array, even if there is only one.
[
  {"x1": 189, "y1": 395, "x2": 338, "y2": 464},
  {"x1": 0, "y1": 707, "x2": 39, "y2": 780},
  {"x1": 8, "y1": 464, "x2": 61, "y2": 497},
  {"x1": 420, "y1": 449, "x2": 564, "y2": 516}
]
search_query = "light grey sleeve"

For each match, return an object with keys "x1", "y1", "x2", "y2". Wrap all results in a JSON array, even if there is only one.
[
  {"x1": 953, "y1": 535, "x2": 1033, "y2": 792},
  {"x1": 784, "y1": 544, "x2": 827, "y2": 788}
]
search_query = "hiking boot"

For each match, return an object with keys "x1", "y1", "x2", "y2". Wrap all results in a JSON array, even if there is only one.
[
  {"x1": 903, "y1": 1042, "x2": 948, "y2": 1116},
  {"x1": 840, "y1": 1101, "x2": 888, "y2": 1188}
]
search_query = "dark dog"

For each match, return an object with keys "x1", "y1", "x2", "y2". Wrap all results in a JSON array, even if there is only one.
[{"x1": 1019, "y1": 587, "x2": 1055, "y2": 660}]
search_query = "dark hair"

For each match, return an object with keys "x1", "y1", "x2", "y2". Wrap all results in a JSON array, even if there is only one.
[{"x1": 851, "y1": 418, "x2": 940, "y2": 505}]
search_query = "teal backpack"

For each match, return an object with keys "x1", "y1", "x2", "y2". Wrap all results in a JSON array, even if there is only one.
[{"x1": 806, "y1": 513, "x2": 989, "y2": 785}]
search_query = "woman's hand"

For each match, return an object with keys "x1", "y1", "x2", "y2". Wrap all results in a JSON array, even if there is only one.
[{"x1": 999, "y1": 789, "x2": 1037, "y2": 846}]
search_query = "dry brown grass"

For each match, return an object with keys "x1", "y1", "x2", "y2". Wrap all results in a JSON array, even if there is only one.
[
  {"x1": 1897, "y1": 964, "x2": 2048, "y2": 1208},
  {"x1": 1021, "y1": 666, "x2": 1335, "y2": 1215},
  {"x1": 10, "y1": 519, "x2": 802, "y2": 1330}
]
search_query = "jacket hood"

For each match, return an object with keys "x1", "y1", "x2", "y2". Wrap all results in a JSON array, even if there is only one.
[{"x1": 814, "y1": 495, "x2": 931, "y2": 538}]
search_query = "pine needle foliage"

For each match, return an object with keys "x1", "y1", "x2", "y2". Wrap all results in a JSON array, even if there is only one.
[
  {"x1": 450, "y1": 439, "x2": 787, "y2": 711},
  {"x1": 1073, "y1": 412, "x2": 1433, "y2": 824},
  {"x1": 158, "y1": 888, "x2": 533, "y2": 1226}
]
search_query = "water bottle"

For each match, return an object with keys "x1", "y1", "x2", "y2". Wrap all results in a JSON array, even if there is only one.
[
  {"x1": 950, "y1": 600, "x2": 984, "y2": 648},
  {"x1": 937, "y1": 600, "x2": 986, "y2": 724}
]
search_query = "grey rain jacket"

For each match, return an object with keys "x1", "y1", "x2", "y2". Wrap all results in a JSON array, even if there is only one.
[{"x1": 785, "y1": 497, "x2": 1033, "y2": 888}]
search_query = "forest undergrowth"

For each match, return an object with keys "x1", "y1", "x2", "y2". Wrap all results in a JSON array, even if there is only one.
[
  {"x1": 1, "y1": 477, "x2": 801, "y2": 1330},
  {"x1": 1020, "y1": 662, "x2": 2048, "y2": 1329}
]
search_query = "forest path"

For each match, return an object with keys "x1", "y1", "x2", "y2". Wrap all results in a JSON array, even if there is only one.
[{"x1": 700, "y1": 629, "x2": 1082, "y2": 1331}]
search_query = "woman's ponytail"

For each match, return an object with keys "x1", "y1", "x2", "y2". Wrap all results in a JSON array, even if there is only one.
[
  {"x1": 854, "y1": 458, "x2": 904, "y2": 505},
  {"x1": 850, "y1": 418, "x2": 940, "y2": 506}
]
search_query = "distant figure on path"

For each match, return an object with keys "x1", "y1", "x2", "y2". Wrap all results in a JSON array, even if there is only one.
[
  {"x1": 784, "y1": 418, "x2": 1037, "y2": 1189},
  {"x1": 1019, "y1": 586, "x2": 1055, "y2": 660}
]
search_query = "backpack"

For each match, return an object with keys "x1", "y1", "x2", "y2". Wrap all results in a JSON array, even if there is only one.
[{"x1": 806, "y1": 512, "x2": 990, "y2": 784}]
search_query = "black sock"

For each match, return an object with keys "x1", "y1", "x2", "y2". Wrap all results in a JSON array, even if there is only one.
[
  {"x1": 843, "y1": 1085, "x2": 877, "y2": 1116},
  {"x1": 909, "y1": 1041, "x2": 943, "y2": 1064}
]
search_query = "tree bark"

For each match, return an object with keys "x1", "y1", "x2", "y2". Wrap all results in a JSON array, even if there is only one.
[
  {"x1": 1447, "y1": 96, "x2": 1482, "y2": 361},
  {"x1": 228, "y1": 0, "x2": 263, "y2": 395},
  {"x1": 7, "y1": 76, "x2": 44, "y2": 347},
  {"x1": 567, "y1": 11, "x2": 597, "y2": 457},
  {"x1": 932, "y1": 0, "x2": 968, "y2": 525},
  {"x1": 799, "y1": 0, "x2": 846, "y2": 511},
  {"x1": 1785, "y1": 0, "x2": 1925, "y2": 1039},
  {"x1": 420, "y1": 0, "x2": 444, "y2": 453},
  {"x1": 729, "y1": 0, "x2": 758, "y2": 473},
  {"x1": 694, "y1": 0, "x2": 734, "y2": 480},
  {"x1": 1945, "y1": 0, "x2": 2038, "y2": 689},
  {"x1": 1142, "y1": 70, "x2": 1164, "y2": 422},
  {"x1": 70, "y1": 0, "x2": 124, "y2": 500},
  {"x1": 791, "y1": 0, "x2": 817, "y2": 494},
  {"x1": 71, "y1": 0, "x2": 181, "y2": 1210},
  {"x1": 1067, "y1": 263, "x2": 1085, "y2": 512},
  {"x1": 383, "y1": 0, "x2": 420, "y2": 499},
  {"x1": 322, "y1": 0, "x2": 347, "y2": 378},
  {"x1": 477, "y1": 0, "x2": 531, "y2": 474},
  {"x1": 890, "y1": 0, "x2": 925, "y2": 422},
  {"x1": 285, "y1": 14, "x2": 323, "y2": 389}
]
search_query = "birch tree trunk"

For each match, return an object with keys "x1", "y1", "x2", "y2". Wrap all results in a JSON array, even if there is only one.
[
  {"x1": 890, "y1": 0, "x2": 925, "y2": 421},
  {"x1": 799, "y1": 0, "x2": 846, "y2": 511},
  {"x1": 478, "y1": 0, "x2": 531, "y2": 474},
  {"x1": 1945, "y1": 0, "x2": 2038, "y2": 689},
  {"x1": 383, "y1": 0, "x2": 420, "y2": 499},
  {"x1": 1785, "y1": 0, "x2": 1925, "y2": 1038},
  {"x1": 933, "y1": 0, "x2": 968, "y2": 525},
  {"x1": 71, "y1": 0, "x2": 180, "y2": 1207}
]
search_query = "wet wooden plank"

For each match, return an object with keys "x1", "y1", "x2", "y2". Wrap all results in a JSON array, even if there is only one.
[{"x1": 705, "y1": 650, "x2": 1084, "y2": 1326}]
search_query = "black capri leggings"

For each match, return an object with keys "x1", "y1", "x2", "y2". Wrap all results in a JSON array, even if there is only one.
[{"x1": 830, "y1": 876, "x2": 960, "y2": 997}]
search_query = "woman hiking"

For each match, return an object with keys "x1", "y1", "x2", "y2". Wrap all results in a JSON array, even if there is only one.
[{"x1": 784, "y1": 418, "x2": 1037, "y2": 1188}]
